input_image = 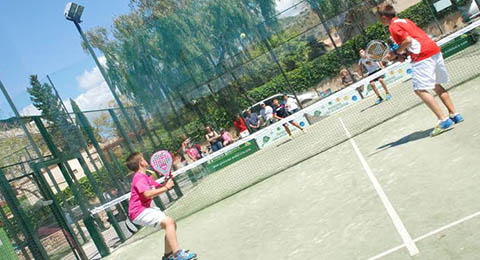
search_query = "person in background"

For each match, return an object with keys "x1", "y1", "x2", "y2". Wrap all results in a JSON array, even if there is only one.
[
  {"x1": 220, "y1": 129, "x2": 233, "y2": 146},
  {"x1": 245, "y1": 108, "x2": 261, "y2": 132},
  {"x1": 180, "y1": 134, "x2": 201, "y2": 163},
  {"x1": 205, "y1": 125, "x2": 223, "y2": 152},
  {"x1": 340, "y1": 68, "x2": 361, "y2": 87},
  {"x1": 173, "y1": 152, "x2": 187, "y2": 170},
  {"x1": 260, "y1": 102, "x2": 274, "y2": 126},
  {"x1": 358, "y1": 48, "x2": 392, "y2": 104},
  {"x1": 272, "y1": 98, "x2": 304, "y2": 138},
  {"x1": 234, "y1": 114, "x2": 250, "y2": 138},
  {"x1": 283, "y1": 94, "x2": 300, "y2": 114}
]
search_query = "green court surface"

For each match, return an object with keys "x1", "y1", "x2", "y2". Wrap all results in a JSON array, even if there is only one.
[{"x1": 103, "y1": 74, "x2": 480, "y2": 259}]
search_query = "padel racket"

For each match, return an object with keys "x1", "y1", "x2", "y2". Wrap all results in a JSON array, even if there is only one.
[
  {"x1": 150, "y1": 150, "x2": 174, "y2": 182},
  {"x1": 366, "y1": 40, "x2": 390, "y2": 61}
]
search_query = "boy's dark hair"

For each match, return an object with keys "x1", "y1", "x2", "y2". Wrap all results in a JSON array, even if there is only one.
[
  {"x1": 377, "y1": 3, "x2": 396, "y2": 18},
  {"x1": 126, "y1": 152, "x2": 143, "y2": 172}
]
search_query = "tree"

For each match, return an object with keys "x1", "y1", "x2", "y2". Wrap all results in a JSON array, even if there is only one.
[{"x1": 27, "y1": 75, "x2": 82, "y2": 153}]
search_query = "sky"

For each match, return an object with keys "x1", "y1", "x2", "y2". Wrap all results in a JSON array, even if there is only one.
[{"x1": 0, "y1": 0, "x2": 302, "y2": 119}]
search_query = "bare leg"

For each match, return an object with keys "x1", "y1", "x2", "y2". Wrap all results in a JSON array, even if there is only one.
[
  {"x1": 415, "y1": 90, "x2": 447, "y2": 120},
  {"x1": 161, "y1": 217, "x2": 179, "y2": 255},
  {"x1": 378, "y1": 78, "x2": 390, "y2": 95},
  {"x1": 289, "y1": 121, "x2": 303, "y2": 131},
  {"x1": 434, "y1": 84, "x2": 456, "y2": 115},
  {"x1": 283, "y1": 124, "x2": 292, "y2": 136},
  {"x1": 371, "y1": 82, "x2": 381, "y2": 99}
]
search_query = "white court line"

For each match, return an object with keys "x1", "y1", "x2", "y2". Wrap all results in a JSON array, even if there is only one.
[
  {"x1": 368, "y1": 210, "x2": 480, "y2": 260},
  {"x1": 339, "y1": 118, "x2": 419, "y2": 256}
]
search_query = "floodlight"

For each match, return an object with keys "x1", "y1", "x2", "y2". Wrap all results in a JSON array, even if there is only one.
[{"x1": 64, "y1": 2, "x2": 84, "y2": 23}]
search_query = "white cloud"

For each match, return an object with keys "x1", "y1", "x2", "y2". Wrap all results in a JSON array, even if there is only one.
[
  {"x1": 70, "y1": 83, "x2": 113, "y2": 111},
  {"x1": 76, "y1": 56, "x2": 107, "y2": 90},
  {"x1": 276, "y1": 0, "x2": 306, "y2": 17},
  {"x1": 21, "y1": 56, "x2": 114, "y2": 116},
  {"x1": 21, "y1": 104, "x2": 41, "y2": 116}
]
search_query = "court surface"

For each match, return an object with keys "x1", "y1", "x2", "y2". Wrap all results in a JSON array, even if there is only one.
[{"x1": 103, "y1": 72, "x2": 480, "y2": 260}]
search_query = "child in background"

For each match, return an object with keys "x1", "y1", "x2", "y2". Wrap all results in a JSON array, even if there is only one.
[{"x1": 220, "y1": 129, "x2": 233, "y2": 146}]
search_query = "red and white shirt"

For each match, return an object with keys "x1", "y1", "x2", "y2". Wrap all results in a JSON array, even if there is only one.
[{"x1": 389, "y1": 17, "x2": 441, "y2": 63}]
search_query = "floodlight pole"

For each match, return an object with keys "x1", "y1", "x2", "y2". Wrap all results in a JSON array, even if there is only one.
[{"x1": 70, "y1": 19, "x2": 143, "y2": 145}]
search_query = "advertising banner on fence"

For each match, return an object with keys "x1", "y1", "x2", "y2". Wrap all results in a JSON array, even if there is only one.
[
  {"x1": 255, "y1": 114, "x2": 309, "y2": 149},
  {"x1": 358, "y1": 62, "x2": 413, "y2": 98},
  {"x1": 303, "y1": 87, "x2": 361, "y2": 119},
  {"x1": 205, "y1": 140, "x2": 259, "y2": 172}
]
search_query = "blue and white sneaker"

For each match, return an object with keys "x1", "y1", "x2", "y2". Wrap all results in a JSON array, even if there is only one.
[
  {"x1": 173, "y1": 249, "x2": 197, "y2": 260},
  {"x1": 375, "y1": 97, "x2": 384, "y2": 105},
  {"x1": 431, "y1": 118, "x2": 454, "y2": 137},
  {"x1": 386, "y1": 94, "x2": 392, "y2": 101},
  {"x1": 449, "y1": 113, "x2": 464, "y2": 124}
]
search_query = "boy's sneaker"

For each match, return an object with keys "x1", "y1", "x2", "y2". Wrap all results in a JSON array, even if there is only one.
[
  {"x1": 375, "y1": 97, "x2": 383, "y2": 105},
  {"x1": 386, "y1": 94, "x2": 392, "y2": 101},
  {"x1": 449, "y1": 113, "x2": 464, "y2": 124},
  {"x1": 431, "y1": 118, "x2": 454, "y2": 137},
  {"x1": 173, "y1": 249, "x2": 197, "y2": 260}
]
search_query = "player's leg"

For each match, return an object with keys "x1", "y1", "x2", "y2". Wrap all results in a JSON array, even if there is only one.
[
  {"x1": 434, "y1": 84, "x2": 456, "y2": 115},
  {"x1": 283, "y1": 123, "x2": 292, "y2": 136},
  {"x1": 412, "y1": 56, "x2": 454, "y2": 136},
  {"x1": 433, "y1": 53, "x2": 464, "y2": 123},
  {"x1": 289, "y1": 121, "x2": 303, "y2": 131},
  {"x1": 161, "y1": 216, "x2": 180, "y2": 255},
  {"x1": 378, "y1": 77, "x2": 391, "y2": 100},
  {"x1": 414, "y1": 90, "x2": 446, "y2": 120},
  {"x1": 370, "y1": 81, "x2": 383, "y2": 104}
]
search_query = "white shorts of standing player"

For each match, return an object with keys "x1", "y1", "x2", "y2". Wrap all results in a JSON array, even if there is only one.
[{"x1": 412, "y1": 53, "x2": 449, "y2": 91}]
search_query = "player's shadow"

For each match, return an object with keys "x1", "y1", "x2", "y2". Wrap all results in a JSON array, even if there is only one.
[
  {"x1": 368, "y1": 128, "x2": 433, "y2": 157},
  {"x1": 361, "y1": 103, "x2": 380, "y2": 113}
]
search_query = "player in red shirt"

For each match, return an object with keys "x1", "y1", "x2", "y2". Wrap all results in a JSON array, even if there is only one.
[{"x1": 377, "y1": 3, "x2": 464, "y2": 136}]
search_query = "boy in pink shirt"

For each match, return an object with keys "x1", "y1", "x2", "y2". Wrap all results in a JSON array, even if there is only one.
[{"x1": 127, "y1": 152, "x2": 197, "y2": 260}]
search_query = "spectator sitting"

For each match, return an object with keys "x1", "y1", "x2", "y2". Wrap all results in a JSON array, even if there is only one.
[
  {"x1": 173, "y1": 152, "x2": 187, "y2": 170},
  {"x1": 245, "y1": 109, "x2": 261, "y2": 132},
  {"x1": 220, "y1": 129, "x2": 233, "y2": 146},
  {"x1": 283, "y1": 94, "x2": 300, "y2": 114},
  {"x1": 205, "y1": 125, "x2": 223, "y2": 152},
  {"x1": 260, "y1": 102, "x2": 274, "y2": 126},
  {"x1": 233, "y1": 114, "x2": 250, "y2": 138},
  {"x1": 340, "y1": 68, "x2": 361, "y2": 87},
  {"x1": 181, "y1": 134, "x2": 201, "y2": 163}
]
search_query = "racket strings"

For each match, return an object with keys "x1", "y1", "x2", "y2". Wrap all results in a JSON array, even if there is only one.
[{"x1": 367, "y1": 42, "x2": 388, "y2": 60}]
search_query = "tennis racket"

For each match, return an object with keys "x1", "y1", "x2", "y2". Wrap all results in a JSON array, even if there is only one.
[
  {"x1": 366, "y1": 40, "x2": 408, "y2": 62},
  {"x1": 366, "y1": 40, "x2": 390, "y2": 61},
  {"x1": 150, "y1": 150, "x2": 174, "y2": 182}
]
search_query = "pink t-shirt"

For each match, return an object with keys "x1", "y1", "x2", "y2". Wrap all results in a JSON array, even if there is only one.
[{"x1": 128, "y1": 172, "x2": 161, "y2": 220}]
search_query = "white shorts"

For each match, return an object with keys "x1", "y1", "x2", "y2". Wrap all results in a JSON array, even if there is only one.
[
  {"x1": 412, "y1": 53, "x2": 449, "y2": 91},
  {"x1": 132, "y1": 207, "x2": 166, "y2": 228}
]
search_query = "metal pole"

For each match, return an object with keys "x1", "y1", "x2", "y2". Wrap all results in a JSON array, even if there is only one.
[
  {"x1": 46, "y1": 74, "x2": 73, "y2": 122},
  {"x1": 422, "y1": 0, "x2": 444, "y2": 34},
  {"x1": 72, "y1": 21, "x2": 144, "y2": 145}
]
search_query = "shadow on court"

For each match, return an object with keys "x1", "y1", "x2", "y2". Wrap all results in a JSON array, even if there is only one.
[{"x1": 368, "y1": 128, "x2": 433, "y2": 157}]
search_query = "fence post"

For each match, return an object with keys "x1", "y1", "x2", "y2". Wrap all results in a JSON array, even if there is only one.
[
  {"x1": 0, "y1": 168, "x2": 49, "y2": 260},
  {"x1": 32, "y1": 117, "x2": 89, "y2": 242},
  {"x1": 133, "y1": 106, "x2": 161, "y2": 150}
]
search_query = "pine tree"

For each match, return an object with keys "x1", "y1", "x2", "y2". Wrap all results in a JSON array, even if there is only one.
[{"x1": 27, "y1": 75, "x2": 81, "y2": 154}]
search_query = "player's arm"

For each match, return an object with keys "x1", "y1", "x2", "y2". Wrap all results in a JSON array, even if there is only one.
[{"x1": 142, "y1": 179, "x2": 174, "y2": 199}]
